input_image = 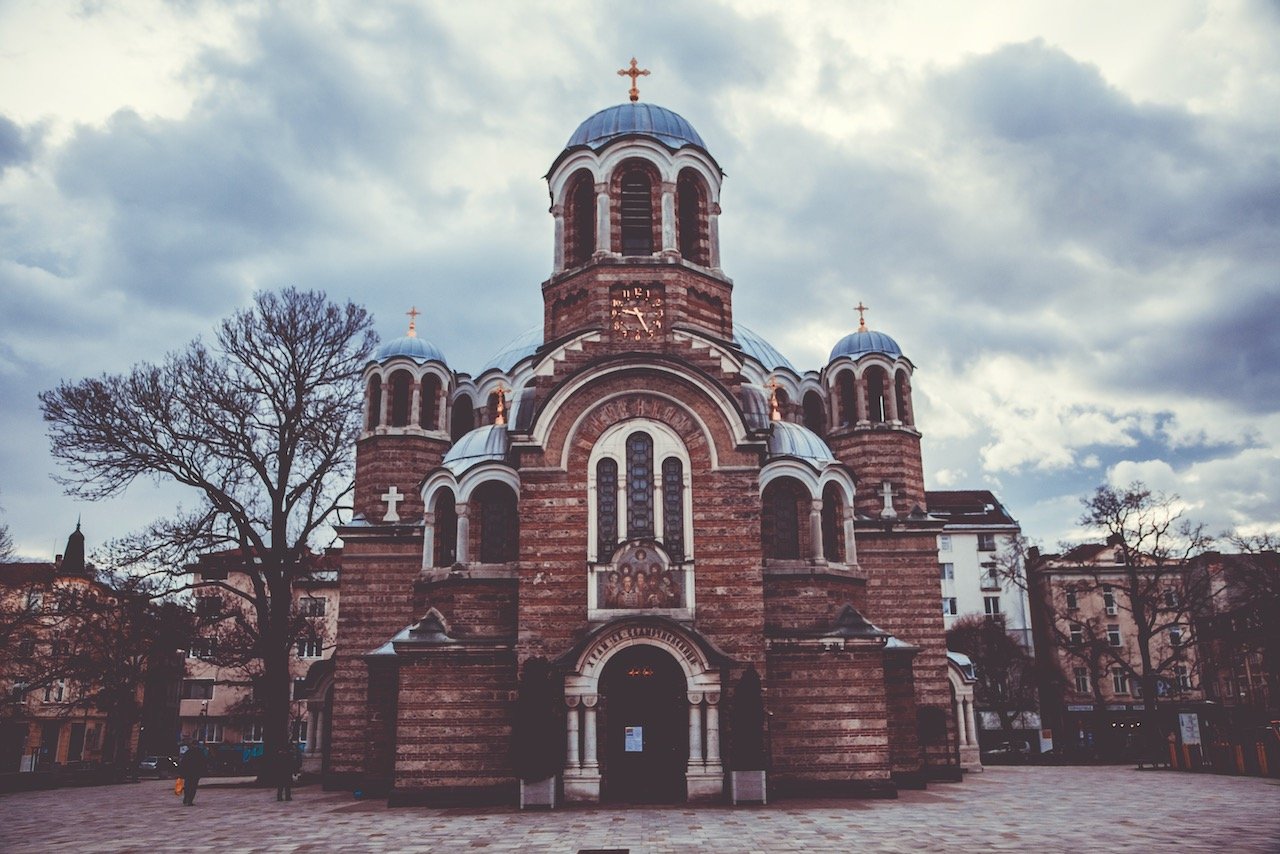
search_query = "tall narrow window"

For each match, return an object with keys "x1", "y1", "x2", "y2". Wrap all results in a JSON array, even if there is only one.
[
  {"x1": 389, "y1": 370, "x2": 412, "y2": 427},
  {"x1": 837, "y1": 371, "x2": 856, "y2": 426},
  {"x1": 865, "y1": 366, "x2": 887, "y2": 423},
  {"x1": 821, "y1": 483, "x2": 844, "y2": 562},
  {"x1": 451, "y1": 393, "x2": 475, "y2": 441},
  {"x1": 626, "y1": 432, "x2": 655, "y2": 538},
  {"x1": 895, "y1": 370, "x2": 912, "y2": 425},
  {"x1": 762, "y1": 479, "x2": 802, "y2": 559},
  {"x1": 433, "y1": 489, "x2": 457, "y2": 567},
  {"x1": 477, "y1": 482, "x2": 518, "y2": 563},
  {"x1": 662, "y1": 458, "x2": 684, "y2": 561},
  {"x1": 419, "y1": 375, "x2": 441, "y2": 429},
  {"x1": 619, "y1": 169, "x2": 653, "y2": 256},
  {"x1": 570, "y1": 175, "x2": 595, "y2": 265},
  {"x1": 366, "y1": 377, "x2": 382, "y2": 430},
  {"x1": 677, "y1": 171, "x2": 706, "y2": 264},
  {"x1": 597, "y1": 459, "x2": 619, "y2": 561},
  {"x1": 803, "y1": 391, "x2": 826, "y2": 437}
]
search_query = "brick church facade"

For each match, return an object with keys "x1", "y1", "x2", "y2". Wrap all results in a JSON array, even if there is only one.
[{"x1": 327, "y1": 95, "x2": 961, "y2": 804}]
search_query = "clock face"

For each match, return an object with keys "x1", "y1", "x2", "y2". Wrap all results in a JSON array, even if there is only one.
[{"x1": 611, "y1": 286, "x2": 664, "y2": 340}]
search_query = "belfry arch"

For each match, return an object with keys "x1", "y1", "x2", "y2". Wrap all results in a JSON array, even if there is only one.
[{"x1": 559, "y1": 618, "x2": 725, "y2": 803}]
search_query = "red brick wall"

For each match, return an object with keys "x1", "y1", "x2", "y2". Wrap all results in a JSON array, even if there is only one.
[
  {"x1": 884, "y1": 649, "x2": 923, "y2": 777},
  {"x1": 763, "y1": 572, "x2": 868, "y2": 635},
  {"x1": 827, "y1": 428, "x2": 925, "y2": 518},
  {"x1": 354, "y1": 434, "x2": 448, "y2": 523},
  {"x1": 414, "y1": 576, "x2": 517, "y2": 639}
]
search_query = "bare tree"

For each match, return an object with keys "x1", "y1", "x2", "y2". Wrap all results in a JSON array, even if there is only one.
[
  {"x1": 40, "y1": 288, "x2": 375, "y2": 763},
  {"x1": 946, "y1": 614, "x2": 1041, "y2": 737}
]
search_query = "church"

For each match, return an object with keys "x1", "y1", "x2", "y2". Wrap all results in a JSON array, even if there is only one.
[{"x1": 328, "y1": 70, "x2": 964, "y2": 805}]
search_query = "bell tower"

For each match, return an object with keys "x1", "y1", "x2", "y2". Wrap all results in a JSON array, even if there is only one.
[{"x1": 542, "y1": 63, "x2": 733, "y2": 348}]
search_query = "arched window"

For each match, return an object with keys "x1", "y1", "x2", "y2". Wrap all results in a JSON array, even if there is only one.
[
  {"x1": 803, "y1": 391, "x2": 826, "y2": 437},
  {"x1": 568, "y1": 172, "x2": 596, "y2": 266},
  {"x1": 389, "y1": 370, "x2": 413, "y2": 427},
  {"x1": 677, "y1": 170, "x2": 708, "y2": 264},
  {"x1": 662, "y1": 458, "x2": 684, "y2": 561},
  {"x1": 821, "y1": 483, "x2": 844, "y2": 563},
  {"x1": 762, "y1": 478, "x2": 804, "y2": 560},
  {"x1": 619, "y1": 168, "x2": 654, "y2": 256},
  {"x1": 626, "y1": 432, "x2": 655, "y2": 538},
  {"x1": 475, "y1": 482, "x2": 518, "y2": 564},
  {"x1": 366, "y1": 376, "x2": 382, "y2": 430},
  {"x1": 433, "y1": 489, "x2": 457, "y2": 567},
  {"x1": 419, "y1": 375, "x2": 441, "y2": 430},
  {"x1": 865, "y1": 366, "x2": 888, "y2": 423},
  {"x1": 451, "y1": 393, "x2": 475, "y2": 441},
  {"x1": 773, "y1": 387, "x2": 790, "y2": 421},
  {"x1": 837, "y1": 371, "x2": 856, "y2": 427},
  {"x1": 895, "y1": 370, "x2": 912, "y2": 426},
  {"x1": 596, "y1": 458, "x2": 619, "y2": 561}
]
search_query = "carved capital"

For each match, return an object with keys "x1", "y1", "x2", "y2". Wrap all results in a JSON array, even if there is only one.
[
  {"x1": 687, "y1": 692, "x2": 703, "y2": 706},
  {"x1": 582, "y1": 694, "x2": 599, "y2": 708},
  {"x1": 705, "y1": 692, "x2": 720, "y2": 706},
  {"x1": 565, "y1": 695, "x2": 581, "y2": 709}
]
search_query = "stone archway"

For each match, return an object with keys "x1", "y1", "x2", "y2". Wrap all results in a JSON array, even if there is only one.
[{"x1": 561, "y1": 619, "x2": 723, "y2": 802}]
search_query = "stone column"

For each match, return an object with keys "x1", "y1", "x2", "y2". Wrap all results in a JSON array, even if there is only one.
[
  {"x1": 422, "y1": 510, "x2": 435, "y2": 570},
  {"x1": 552, "y1": 203, "x2": 565, "y2": 272},
  {"x1": 708, "y1": 203, "x2": 721, "y2": 269},
  {"x1": 582, "y1": 695, "x2": 599, "y2": 772},
  {"x1": 380, "y1": 375, "x2": 391, "y2": 430},
  {"x1": 965, "y1": 698, "x2": 979, "y2": 747},
  {"x1": 438, "y1": 389, "x2": 447, "y2": 433},
  {"x1": 565, "y1": 696, "x2": 581, "y2": 770},
  {"x1": 687, "y1": 692, "x2": 704, "y2": 770},
  {"x1": 705, "y1": 693, "x2": 722, "y2": 771},
  {"x1": 809, "y1": 499, "x2": 825, "y2": 561},
  {"x1": 843, "y1": 509, "x2": 858, "y2": 565},
  {"x1": 455, "y1": 504, "x2": 470, "y2": 565},
  {"x1": 661, "y1": 181, "x2": 677, "y2": 253},
  {"x1": 410, "y1": 382, "x2": 421, "y2": 429},
  {"x1": 595, "y1": 183, "x2": 611, "y2": 254},
  {"x1": 885, "y1": 374, "x2": 899, "y2": 424},
  {"x1": 855, "y1": 373, "x2": 868, "y2": 424},
  {"x1": 955, "y1": 697, "x2": 968, "y2": 747}
]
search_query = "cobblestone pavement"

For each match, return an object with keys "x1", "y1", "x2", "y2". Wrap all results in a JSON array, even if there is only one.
[{"x1": 2, "y1": 766, "x2": 1278, "y2": 853}]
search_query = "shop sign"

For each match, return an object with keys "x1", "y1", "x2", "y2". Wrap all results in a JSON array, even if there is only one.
[
  {"x1": 1179, "y1": 712, "x2": 1202, "y2": 745},
  {"x1": 1067, "y1": 704, "x2": 1094, "y2": 712}
]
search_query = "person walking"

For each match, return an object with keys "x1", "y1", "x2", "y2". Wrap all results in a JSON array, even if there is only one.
[
  {"x1": 177, "y1": 741, "x2": 207, "y2": 806},
  {"x1": 274, "y1": 744, "x2": 299, "y2": 802}
]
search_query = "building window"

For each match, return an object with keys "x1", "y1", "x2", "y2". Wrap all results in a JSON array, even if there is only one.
[
  {"x1": 290, "y1": 718, "x2": 308, "y2": 744},
  {"x1": 676, "y1": 170, "x2": 708, "y2": 264},
  {"x1": 980, "y1": 563, "x2": 1000, "y2": 589},
  {"x1": 50, "y1": 632, "x2": 67, "y2": 657},
  {"x1": 43, "y1": 680, "x2": 66, "y2": 703},
  {"x1": 181, "y1": 680, "x2": 215, "y2": 700},
  {"x1": 661, "y1": 458, "x2": 685, "y2": 561},
  {"x1": 433, "y1": 488, "x2": 457, "y2": 567},
  {"x1": 619, "y1": 168, "x2": 654, "y2": 256},
  {"x1": 293, "y1": 677, "x2": 309, "y2": 700},
  {"x1": 1112, "y1": 668, "x2": 1130, "y2": 695},
  {"x1": 296, "y1": 639, "x2": 322, "y2": 659},
  {"x1": 1107, "y1": 624, "x2": 1122, "y2": 647},
  {"x1": 939, "y1": 534, "x2": 952, "y2": 552},
  {"x1": 977, "y1": 533, "x2": 997, "y2": 551},
  {"x1": 942, "y1": 597, "x2": 958, "y2": 616},
  {"x1": 1170, "y1": 626, "x2": 1183, "y2": 647},
  {"x1": 244, "y1": 722, "x2": 264, "y2": 743},
  {"x1": 596, "y1": 458, "x2": 619, "y2": 560},
  {"x1": 9, "y1": 680, "x2": 28, "y2": 700},
  {"x1": 299, "y1": 597, "x2": 326, "y2": 617},
  {"x1": 1103, "y1": 584, "x2": 1117, "y2": 615},
  {"x1": 762, "y1": 478, "x2": 804, "y2": 560},
  {"x1": 1164, "y1": 588, "x2": 1179, "y2": 608},
  {"x1": 195, "y1": 594, "x2": 221, "y2": 618},
  {"x1": 1176, "y1": 664, "x2": 1191, "y2": 690},
  {"x1": 625, "y1": 432, "x2": 655, "y2": 538},
  {"x1": 1074, "y1": 667, "x2": 1091, "y2": 693},
  {"x1": 476, "y1": 481, "x2": 519, "y2": 563},
  {"x1": 1069, "y1": 623, "x2": 1084, "y2": 645},
  {"x1": 820, "y1": 483, "x2": 845, "y2": 563},
  {"x1": 18, "y1": 638, "x2": 35, "y2": 658},
  {"x1": 939, "y1": 563, "x2": 954, "y2": 580},
  {"x1": 188, "y1": 638, "x2": 216, "y2": 659},
  {"x1": 194, "y1": 720, "x2": 223, "y2": 743},
  {"x1": 25, "y1": 590, "x2": 43, "y2": 613},
  {"x1": 1065, "y1": 589, "x2": 1078, "y2": 610},
  {"x1": 984, "y1": 595, "x2": 1001, "y2": 617}
]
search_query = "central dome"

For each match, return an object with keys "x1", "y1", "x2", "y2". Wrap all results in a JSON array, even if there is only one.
[{"x1": 565, "y1": 103, "x2": 706, "y2": 152}]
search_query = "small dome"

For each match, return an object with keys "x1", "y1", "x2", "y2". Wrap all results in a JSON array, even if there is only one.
[
  {"x1": 828, "y1": 328, "x2": 903, "y2": 363},
  {"x1": 442, "y1": 424, "x2": 509, "y2": 475},
  {"x1": 767, "y1": 421, "x2": 836, "y2": 464},
  {"x1": 479, "y1": 325, "x2": 542, "y2": 375},
  {"x1": 374, "y1": 335, "x2": 447, "y2": 366},
  {"x1": 565, "y1": 103, "x2": 707, "y2": 153},
  {"x1": 734, "y1": 325, "x2": 796, "y2": 373}
]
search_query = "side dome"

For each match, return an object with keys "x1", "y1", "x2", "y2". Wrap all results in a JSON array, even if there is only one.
[
  {"x1": 478, "y1": 325, "x2": 542, "y2": 375},
  {"x1": 735, "y1": 325, "x2": 796, "y2": 373},
  {"x1": 442, "y1": 424, "x2": 509, "y2": 475},
  {"x1": 828, "y1": 328, "x2": 902, "y2": 363},
  {"x1": 768, "y1": 421, "x2": 836, "y2": 464},
  {"x1": 374, "y1": 335, "x2": 447, "y2": 366},
  {"x1": 565, "y1": 103, "x2": 707, "y2": 153}
]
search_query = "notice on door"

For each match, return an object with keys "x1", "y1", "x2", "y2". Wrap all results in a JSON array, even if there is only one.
[{"x1": 624, "y1": 726, "x2": 644, "y2": 752}]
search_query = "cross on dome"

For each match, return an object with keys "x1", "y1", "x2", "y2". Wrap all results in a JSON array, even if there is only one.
[
  {"x1": 494, "y1": 383, "x2": 508, "y2": 426},
  {"x1": 855, "y1": 301, "x2": 869, "y2": 332},
  {"x1": 406, "y1": 306, "x2": 421, "y2": 338},
  {"x1": 617, "y1": 57, "x2": 650, "y2": 102},
  {"x1": 767, "y1": 378, "x2": 782, "y2": 422}
]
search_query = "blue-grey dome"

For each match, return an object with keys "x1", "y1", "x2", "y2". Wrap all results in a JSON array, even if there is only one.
[
  {"x1": 442, "y1": 424, "x2": 509, "y2": 475},
  {"x1": 479, "y1": 325, "x2": 542, "y2": 375},
  {"x1": 375, "y1": 335, "x2": 447, "y2": 365},
  {"x1": 734, "y1": 325, "x2": 795, "y2": 373},
  {"x1": 828, "y1": 329, "x2": 902, "y2": 363},
  {"x1": 768, "y1": 421, "x2": 836, "y2": 464},
  {"x1": 566, "y1": 103, "x2": 707, "y2": 152}
]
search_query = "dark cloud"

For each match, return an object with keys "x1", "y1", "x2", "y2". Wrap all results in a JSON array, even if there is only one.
[{"x1": 0, "y1": 114, "x2": 33, "y2": 174}]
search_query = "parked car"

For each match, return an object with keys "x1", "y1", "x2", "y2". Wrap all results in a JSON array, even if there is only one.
[
  {"x1": 981, "y1": 741, "x2": 1030, "y2": 765},
  {"x1": 137, "y1": 755, "x2": 178, "y2": 778}
]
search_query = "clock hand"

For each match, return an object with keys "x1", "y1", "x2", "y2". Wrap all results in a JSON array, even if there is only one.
[{"x1": 627, "y1": 307, "x2": 651, "y2": 334}]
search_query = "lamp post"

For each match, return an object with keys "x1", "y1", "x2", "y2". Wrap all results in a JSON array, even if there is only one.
[{"x1": 199, "y1": 699, "x2": 208, "y2": 743}]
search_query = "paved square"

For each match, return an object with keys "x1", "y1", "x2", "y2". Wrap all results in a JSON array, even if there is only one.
[{"x1": 2, "y1": 766, "x2": 1277, "y2": 852}]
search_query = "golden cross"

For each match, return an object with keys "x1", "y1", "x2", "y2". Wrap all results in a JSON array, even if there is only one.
[
  {"x1": 767, "y1": 379, "x2": 782, "y2": 422},
  {"x1": 494, "y1": 384, "x2": 508, "y2": 426},
  {"x1": 406, "y1": 306, "x2": 421, "y2": 337},
  {"x1": 617, "y1": 57, "x2": 650, "y2": 102},
  {"x1": 854, "y1": 301, "x2": 869, "y2": 331}
]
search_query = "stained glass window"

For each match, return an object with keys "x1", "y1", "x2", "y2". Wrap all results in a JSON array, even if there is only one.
[
  {"x1": 597, "y1": 458, "x2": 619, "y2": 561},
  {"x1": 662, "y1": 458, "x2": 684, "y2": 561},
  {"x1": 626, "y1": 432, "x2": 654, "y2": 538}
]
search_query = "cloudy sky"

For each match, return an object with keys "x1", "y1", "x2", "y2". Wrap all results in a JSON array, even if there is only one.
[{"x1": 2, "y1": 0, "x2": 1277, "y2": 559}]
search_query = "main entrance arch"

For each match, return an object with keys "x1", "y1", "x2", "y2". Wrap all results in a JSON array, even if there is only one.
[{"x1": 559, "y1": 618, "x2": 725, "y2": 803}]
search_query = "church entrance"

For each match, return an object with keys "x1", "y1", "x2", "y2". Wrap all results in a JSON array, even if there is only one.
[{"x1": 600, "y1": 644, "x2": 687, "y2": 803}]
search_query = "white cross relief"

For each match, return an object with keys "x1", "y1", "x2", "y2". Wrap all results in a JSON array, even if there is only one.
[
  {"x1": 381, "y1": 485, "x2": 405, "y2": 523},
  {"x1": 879, "y1": 480, "x2": 897, "y2": 519}
]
